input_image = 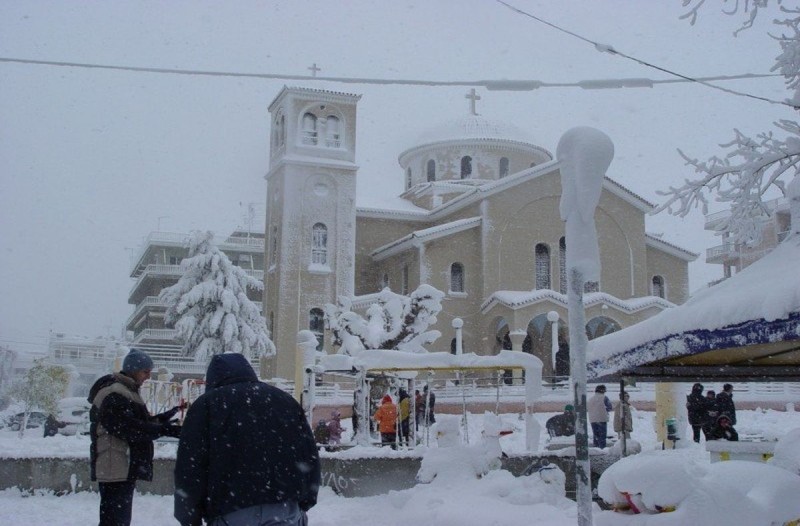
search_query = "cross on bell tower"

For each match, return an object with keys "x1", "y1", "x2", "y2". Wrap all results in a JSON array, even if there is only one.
[
  {"x1": 465, "y1": 88, "x2": 481, "y2": 115},
  {"x1": 308, "y1": 63, "x2": 321, "y2": 77}
]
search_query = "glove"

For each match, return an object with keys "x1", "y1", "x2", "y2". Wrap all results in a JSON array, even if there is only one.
[{"x1": 162, "y1": 423, "x2": 182, "y2": 438}]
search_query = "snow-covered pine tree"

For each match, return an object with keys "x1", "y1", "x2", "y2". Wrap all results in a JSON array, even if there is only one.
[
  {"x1": 657, "y1": 1, "x2": 800, "y2": 245},
  {"x1": 10, "y1": 358, "x2": 71, "y2": 438},
  {"x1": 324, "y1": 284, "x2": 445, "y2": 354},
  {"x1": 160, "y1": 230, "x2": 275, "y2": 362}
]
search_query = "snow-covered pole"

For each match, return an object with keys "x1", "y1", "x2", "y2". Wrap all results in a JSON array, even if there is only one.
[
  {"x1": 557, "y1": 126, "x2": 614, "y2": 526},
  {"x1": 355, "y1": 366, "x2": 370, "y2": 446},
  {"x1": 547, "y1": 310, "x2": 560, "y2": 380},
  {"x1": 297, "y1": 330, "x2": 319, "y2": 426}
]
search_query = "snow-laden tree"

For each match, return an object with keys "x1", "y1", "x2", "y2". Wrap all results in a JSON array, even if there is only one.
[
  {"x1": 10, "y1": 358, "x2": 71, "y2": 438},
  {"x1": 0, "y1": 345, "x2": 16, "y2": 409},
  {"x1": 656, "y1": 1, "x2": 800, "y2": 244},
  {"x1": 324, "y1": 284, "x2": 445, "y2": 354},
  {"x1": 160, "y1": 230, "x2": 275, "y2": 362}
]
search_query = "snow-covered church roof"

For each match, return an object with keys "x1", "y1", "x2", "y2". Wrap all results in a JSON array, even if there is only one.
[{"x1": 413, "y1": 115, "x2": 535, "y2": 145}]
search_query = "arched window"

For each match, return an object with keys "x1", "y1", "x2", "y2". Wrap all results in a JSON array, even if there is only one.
[
  {"x1": 652, "y1": 275, "x2": 665, "y2": 298},
  {"x1": 559, "y1": 237, "x2": 567, "y2": 294},
  {"x1": 406, "y1": 168, "x2": 412, "y2": 190},
  {"x1": 461, "y1": 156, "x2": 472, "y2": 178},
  {"x1": 279, "y1": 115, "x2": 285, "y2": 146},
  {"x1": 325, "y1": 115, "x2": 340, "y2": 148},
  {"x1": 402, "y1": 264, "x2": 409, "y2": 295},
  {"x1": 311, "y1": 223, "x2": 328, "y2": 265},
  {"x1": 584, "y1": 281, "x2": 600, "y2": 293},
  {"x1": 309, "y1": 308, "x2": 324, "y2": 351},
  {"x1": 585, "y1": 316, "x2": 621, "y2": 340},
  {"x1": 269, "y1": 311, "x2": 275, "y2": 337},
  {"x1": 499, "y1": 157, "x2": 509, "y2": 178},
  {"x1": 301, "y1": 113, "x2": 318, "y2": 145},
  {"x1": 380, "y1": 273, "x2": 389, "y2": 290},
  {"x1": 450, "y1": 262, "x2": 465, "y2": 293},
  {"x1": 535, "y1": 243, "x2": 551, "y2": 289},
  {"x1": 427, "y1": 159, "x2": 436, "y2": 182},
  {"x1": 450, "y1": 338, "x2": 458, "y2": 355},
  {"x1": 526, "y1": 314, "x2": 569, "y2": 379}
]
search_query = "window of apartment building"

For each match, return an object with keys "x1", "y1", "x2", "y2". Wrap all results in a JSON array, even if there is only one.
[
  {"x1": 559, "y1": 237, "x2": 567, "y2": 294},
  {"x1": 301, "y1": 112, "x2": 318, "y2": 145},
  {"x1": 311, "y1": 223, "x2": 328, "y2": 265},
  {"x1": 450, "y1": 262, "x2": 465, "y2": 293},
  {"x1": 427, "y1": 159, "x2": 436, "y2": 182},
  {"x1": 309, "y1": 307, "x2": 324, "y2": 351},
  {"x1": 499, "y1": 157, "x2": 509, "y2": 178},
  {"x1": 535, "y1": 243, "x2": 551, "y2": 289},
  {"x1": 168, "y1": 255, "x2": 182, "y2": 265},
  {"x1": 652, "y1": 275, "x2": 665, "y2": 298},
  {"x1": 461, "y1": 156, "x2": 472, "y2": 179},
  {"x1": 402, "y1": 264, "x2": 409, "y2": 295}
]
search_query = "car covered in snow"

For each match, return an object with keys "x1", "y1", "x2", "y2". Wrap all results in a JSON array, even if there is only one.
[
  {"x1": 56, "y1": 397, "x2": 91, "y2": 436},
  {"x1": 7, "y1": 411, "x2": 48, "y2": 431}
]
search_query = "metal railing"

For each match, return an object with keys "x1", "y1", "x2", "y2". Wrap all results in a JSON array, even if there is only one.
[
  {"x1": 126, "y1": 296, "x2": 167, "y2": 328},
  {"x1": 132, "y1": 328, "x2": 177, "y2": 343},
  {"x1": 222, "y1": 236, "x2": 265, "y2": 249},
  {"x1": 129, "y1": 264, "x2": 184, "y2": 296}
]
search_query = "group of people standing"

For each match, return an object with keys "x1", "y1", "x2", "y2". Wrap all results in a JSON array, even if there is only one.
[
  {"x1": 546, "y1": 385, "x2": 633, "y2": 449},
  {"x1": 373, "y1": 385, "x2": 435, "y2": 449},
  {"x1": 687, "y1": 382, "x2": 739, "y2": 442},
  {"x1": 88, "y1": 349, "x2": 320, "y2": 526}
]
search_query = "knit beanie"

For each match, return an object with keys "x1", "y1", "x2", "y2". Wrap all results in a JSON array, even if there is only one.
[
  {"x1": 382, "y1": 395, "x2": 392, "y2": 404},
  {"x1": 122, "y1": 349, "x2": 154, "y2": 373}
]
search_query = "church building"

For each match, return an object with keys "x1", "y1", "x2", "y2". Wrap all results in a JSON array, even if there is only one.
[{"x1": 263, "y1": 86, "x2": 697, "y2": 381}]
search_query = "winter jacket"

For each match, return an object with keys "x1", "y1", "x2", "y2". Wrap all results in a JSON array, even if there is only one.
[
  {"x1": 613, "y1": 400, "x2": 633, "y2": 435},
  {"x1": 686, "y1": 387, "x2": 708, "y2": 426},
  {"x1": 328, "y1": 417, "x2": 343, "y2": 444},
  {"x1": 587, "y1": 393, "x2": 611, "y2": 423},
  {"x1": 716, "y1": 391, "x2": 737, "y2": 425},
  {"x1": 174, "y1": 353, "x2": 320, "y2": 526},
  {"x1": 88, "y1": 373, "x2": 180, "y2": 483},
  {"x1": 545, "y1": 412, "x2": 575, "y2": 437},
  {"x1": 398, "y1": 396, "x2": 410, "y2": 422},
  {"x1": 707, "y1": 415, "x2": 739, "y2": 441},
  {"x1": 373, "y1": 401, "x2": 398, "y2": 434}
]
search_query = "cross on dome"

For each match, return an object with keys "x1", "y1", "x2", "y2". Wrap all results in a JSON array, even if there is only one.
[{"x1": 465, "y1": 88, "x2": 481, "y2": 115}]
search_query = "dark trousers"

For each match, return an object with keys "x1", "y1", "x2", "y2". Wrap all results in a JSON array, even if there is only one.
[
  {"x1": 591, "y1": 422, "x2": 608, "y2": 448},
  {"x1": 98, "y1": 480, "x2": 135, "y2": 526},
  {"x1": 691, "y1": 424, "x2": 703, "y2": 443},
  {"x1": 380, "y1": 432, "x2": 397, "y2": 449}
]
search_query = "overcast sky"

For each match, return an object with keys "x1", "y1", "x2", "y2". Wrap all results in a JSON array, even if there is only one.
[{"x1": 0, "y1": 1, "x2": 791, "y2": 355}]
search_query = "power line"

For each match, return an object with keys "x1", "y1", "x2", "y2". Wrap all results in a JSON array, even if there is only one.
[
  {"x1": 496, "y1": 0, "x2": 798, "y2": 110},
  {"x1": 0, "y1": 56, "x2": 783, "y2": 94}
]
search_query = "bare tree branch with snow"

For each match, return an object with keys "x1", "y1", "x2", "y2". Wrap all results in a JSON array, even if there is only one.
[
  {"x1": 658, "y1": 0, "x2": 800, "y2": 244},
  {"x1": 160, "y1": 230, "x2": 275, "y2": 362}
]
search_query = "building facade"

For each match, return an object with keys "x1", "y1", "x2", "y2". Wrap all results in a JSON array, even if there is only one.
[{"x1": 263, "y1": 86, "x2": 697, "y2": 380}]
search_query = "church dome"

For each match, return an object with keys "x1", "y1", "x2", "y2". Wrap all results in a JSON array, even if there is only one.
[{"x1": 414, "y1": 115, "x2": 534, "y2": 146}]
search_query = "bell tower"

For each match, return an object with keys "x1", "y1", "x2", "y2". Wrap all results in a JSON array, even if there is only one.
[{"x1": 263, "y1": 86, "x2": 361, "y2": 379}]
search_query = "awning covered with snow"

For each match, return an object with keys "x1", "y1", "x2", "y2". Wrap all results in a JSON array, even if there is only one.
[{"x1": 586, "y1": 235, "x2": 800, "y2": 383}]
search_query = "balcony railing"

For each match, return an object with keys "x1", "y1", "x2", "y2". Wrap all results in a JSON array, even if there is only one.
[
  {"x1": 132, "y1": 328, "x2": 178, "y2": 343},
  {"x1": 129, "y1": 264, "x2": 184, "y2": 297},
  {"x1": 126, "y1": 296, "x2": 167, "y2": 329},
  {"x1": 705, "y1": 243, "x2": 735, "y2": 262},
  {"x1": 222, "y1": 236, "x2": 265, "y2": 249},
  {"x1": 705, "y1": 196, "x2": 786, "y2": 229}
]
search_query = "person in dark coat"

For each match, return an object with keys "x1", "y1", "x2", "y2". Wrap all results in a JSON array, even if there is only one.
[
  {"x1": 174, "y1": 353, "x2": 320, "y2": 526},
  {"x1": 686, "y1": 383, "x2": 707, "y2": 443},
  {"x1": 716, "y1": 383, "x2": 737, "y2": 425},
  {"x1": 702, "y1": 390, "x2": 718, "y2": 440},
  {"x1": 422, "y1": 385, "x2": 436, "y2": 426},
  {"x1": 43, "y1": 413, "x2": 66, "y2": 438},
  {"x1": 707, "y1": 414, "x2": 739, "y2": 441},
  {"x1": 88, "y1": 349, "x2": 183, "y2": 526},
  {"x1": 546, "y1": 405, "x2": 576, "y2": 437}
]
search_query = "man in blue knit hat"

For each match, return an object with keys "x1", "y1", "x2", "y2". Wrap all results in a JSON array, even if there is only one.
[{"x1": 88, "y1": 348, "x2": 184, "y2": 526}]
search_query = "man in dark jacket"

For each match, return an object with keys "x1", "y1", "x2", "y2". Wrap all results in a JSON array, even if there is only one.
[
  {"x1": 686, "y1": 383, "x2": 707, "y2": 443},
  {"x1": 88, "y1": 349, "x2": 183, "y2": 526},
  {"x1": 174, "y1": 353, "x2": 320, "y2": 526},
  {"x1": 716, "y1": 383, "x2": 737, "y2": 425},
  {"x1": 546, "y1": 405, "x2": 576, "y2": 437}
]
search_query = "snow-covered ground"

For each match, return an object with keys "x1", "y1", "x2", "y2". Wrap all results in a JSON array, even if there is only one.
[{"x1": 1, "y1": 407, "x2": 800, "y2": 525}]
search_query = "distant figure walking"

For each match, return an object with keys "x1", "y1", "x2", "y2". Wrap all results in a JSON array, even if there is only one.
[
  {"x1": 397, "y1": 388, "x2": 411, "y2": 446},
  {"x1": 703, "y1": 390, "x2": 718, "y2": 440},
  {"x1": 613, "y1": 392, "x2": 633, "y2": 440},
  {"x1": 588, "y1": 384, "x2": 612, "y2": 448},
  {"x1": 422, "y1": 385, "x2": 436, "y2": 426},
  {"x1": 716, "y1": 383, "x2": 737, "y2": 425},
  {"x1": 414, "y1": 389, "x2": 424, "y2": 431},
  {"x1": 328, "y1": 410, "x2": 343, "y2": 447},
  {"x1": 686, "y1": 383, "x2": 707, "y2": 443}
]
